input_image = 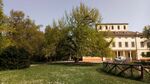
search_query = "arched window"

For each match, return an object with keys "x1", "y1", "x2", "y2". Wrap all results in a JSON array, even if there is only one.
[
  {"x1": 106, "y1": 26, "x2": 108, "y2": 30},
  {"x1": 112, "y1": 26, "x2": 114, "y2": 30},
  {"x1": 124, "y1": 25, "x2": 126, "y2": 30},
  {"x1": 119, "y1": 42, "x2": 122, "y2": 47},
  {"x1": 118, "y1": 26, "x2": 120, "y2": 30},
  {"x1": 99, "y1": 26, "x2": 102, "y2": 30}
]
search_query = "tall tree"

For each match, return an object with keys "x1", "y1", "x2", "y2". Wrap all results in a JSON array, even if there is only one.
[
  {"x1": 64, "y1": 3, "x2": 109, "y2": 62},
  {"x1": 8, "y1": 10, "x2": 45, "y2": 59},
  {"x1": 45, "y1": 3, "x2": 113, "y2": 62},
  {"x1": 66, "y1": 3, "x2": 101, "y2": 28}
]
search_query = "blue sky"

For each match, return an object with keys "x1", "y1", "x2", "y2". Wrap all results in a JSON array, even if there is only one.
[{"x1": 3, "y1": 0, "x2": 150, "y2": 32}]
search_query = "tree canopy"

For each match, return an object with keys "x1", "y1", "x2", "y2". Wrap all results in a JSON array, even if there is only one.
[
  {"x1": 44, "y1": 3, "x2": 113, "y2": 62},
  {"x1": 0, "y1": 1, "x2": 113, "y2": 64}
]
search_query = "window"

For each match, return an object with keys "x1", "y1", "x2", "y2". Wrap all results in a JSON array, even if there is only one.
[
  {"x1": 112, "y1": 42, "x2": 115, "y2": 47},
  {"x1": 118, "y1": 51, "x2": 121, "y2": 56},
  {"x1": 118, "y1": 26, "x2": 120, "y2": 30},
  {"x1": 106, "y1": 26, "x2": 108, "y2": 30},
  {"x1": 112, "y1": 26, "x2": 114, "y2": 30},
  {"x1": 141, "y1": 42, "x2": 144, "y2": 47},
  {"x1": 99, "y1": 26, "x2": 102, "y2": 30},
  {"x1": 125, "y1": 42, "x2": 128, "y2": 47},
  {"x1": 147, "y1": 42, "x2": 150, "y2": 48},
  {"x1": 131, "y1": 42, "x2": 135, "y2": 47},
  {"x1": 119, "y1": 42, "x2": 122, "y2": 47},
  {"x1": 141, "y1": 52, "x2": 146, "y2": 57},
  {"x1": 124, "y1": 25, "x2": 126, "y2": 30}
]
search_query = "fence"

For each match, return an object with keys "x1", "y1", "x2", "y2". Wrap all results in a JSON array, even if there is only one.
[{"x1": 102, "y1": 62, "x2": 150, "y2": 80}]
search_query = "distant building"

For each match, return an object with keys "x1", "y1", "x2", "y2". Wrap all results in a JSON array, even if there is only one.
[{"x1": 96, "y1": 23, "x2": 150, "y2": 61}]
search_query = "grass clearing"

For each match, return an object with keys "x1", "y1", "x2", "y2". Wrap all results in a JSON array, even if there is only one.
[{"x1": 0, "y1": 63, "x2": 149, "y2": 84}]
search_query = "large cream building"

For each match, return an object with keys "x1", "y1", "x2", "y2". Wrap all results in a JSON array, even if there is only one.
[{"x1": 96, "y1": 23, "x2": 150, "y2": 61}]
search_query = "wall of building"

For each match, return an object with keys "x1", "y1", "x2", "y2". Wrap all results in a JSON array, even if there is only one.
[
  {"x1": 82, "y1": 57, "x2": 102, "y2": 63},
  {"x1": 107, "y1": 37, "x2": 149, "y2": 59}
]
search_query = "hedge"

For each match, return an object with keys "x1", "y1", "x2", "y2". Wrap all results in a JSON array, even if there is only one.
[{"x1": 0, "y1": 46, "x2": 30, "y2": 70}]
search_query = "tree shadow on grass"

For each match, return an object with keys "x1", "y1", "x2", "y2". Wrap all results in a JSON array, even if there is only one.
[
  {"x1": 96, "y1": 67, "x2": 132, "y2": 78},
  {"x1": 96, "y1": 68, "x2": 135, "y2": 80},
  {"x1": 47, "y1": 62, "x2": 100, "y2": 67},
  {"x1": 96, "y1": 68, "x2": 149, "y2": 84}
]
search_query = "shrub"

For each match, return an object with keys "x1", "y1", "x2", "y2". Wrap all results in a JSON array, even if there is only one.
[
  {"x1": 0, "y1": 46, "x2": 30, "y2": 70},
  {"x1": 30, "y1": 55, "x2": 48, "y2": 63}
]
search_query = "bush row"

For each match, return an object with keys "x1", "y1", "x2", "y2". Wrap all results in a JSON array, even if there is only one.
[{"x1": 0, "y1": 46, "x2": 30, "y2": 70}]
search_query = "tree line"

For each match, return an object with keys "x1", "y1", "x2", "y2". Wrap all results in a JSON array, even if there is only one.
[{"x1": 1, "y1": 0, "x2": 149, "y2": 70}]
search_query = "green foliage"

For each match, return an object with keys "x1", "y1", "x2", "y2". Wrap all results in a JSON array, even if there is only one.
[
  {"x1": 0, "y1": 46, "x2": 30, "y2": 70},
  {"x1": 64, "y1": 3, "x2": 105, "y2": 62},
  {"x1": 44, "y1": 3, "x2": 113, "y2": 62},
  {"x1": 66, "y1": 3, "x2": 101, "y2": 27},
  {"x1": 44, "y1": 20, "x2": 69, "y2": 60},
  {"x1": 0, "y1": 0, "x2": 3, "y2": 22},
  {"x1": 86, "y1": 31, "x2": 114, "y2": 58},
  {"x1": 8, "y1": 10, "x2": 45, "y2": 60},
  {"x1": 143, "y1": 25, "x2": 150, "y2": 49},
  {"x1": 0, "y1": 1, "x2": 113, "y2": 65},
  {"x1": 0, "y1": 0, "x2": 46, "y2": 66},
  {"x1": 72, "y1": 26, "x2": 93, "y2": 57},
  {"x1": 55, "y1": 29, "x2": 76, "y2": 60},
  {"x1": 0, "y1": 24, "x2": 14, "y2": 52},
  {"x1": 143, "y1": 25, "x2": 150, "y2": 39},
  {"x1": 44, "y1": 25, "x2": 61, "y2": 57}
]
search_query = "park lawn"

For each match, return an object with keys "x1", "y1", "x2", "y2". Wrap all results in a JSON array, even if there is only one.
[{"x1": 0, "y1": 63, "x2": 148, "y2": 84}]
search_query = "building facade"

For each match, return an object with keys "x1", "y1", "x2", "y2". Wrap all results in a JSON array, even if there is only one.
[{"x1": 96, "y1": 23, "x2": 150, "y2": 61}]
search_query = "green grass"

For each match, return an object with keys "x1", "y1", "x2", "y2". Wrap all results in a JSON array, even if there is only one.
[{"x1": 0, "y1": 63, "x2": 149, "y2": 84}]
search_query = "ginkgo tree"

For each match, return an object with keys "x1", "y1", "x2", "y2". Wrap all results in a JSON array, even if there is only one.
[{"x1": 47, "y1": 3, "x2": 114, "y2": 63}]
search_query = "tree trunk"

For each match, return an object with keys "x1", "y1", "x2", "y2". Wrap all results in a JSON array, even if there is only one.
[
  {"x1": 102, "y1": 56, "x2": 104, "y2": 61},
  {"x1": 74, "y1": 57, "x2": 79, "y2": 63}
]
